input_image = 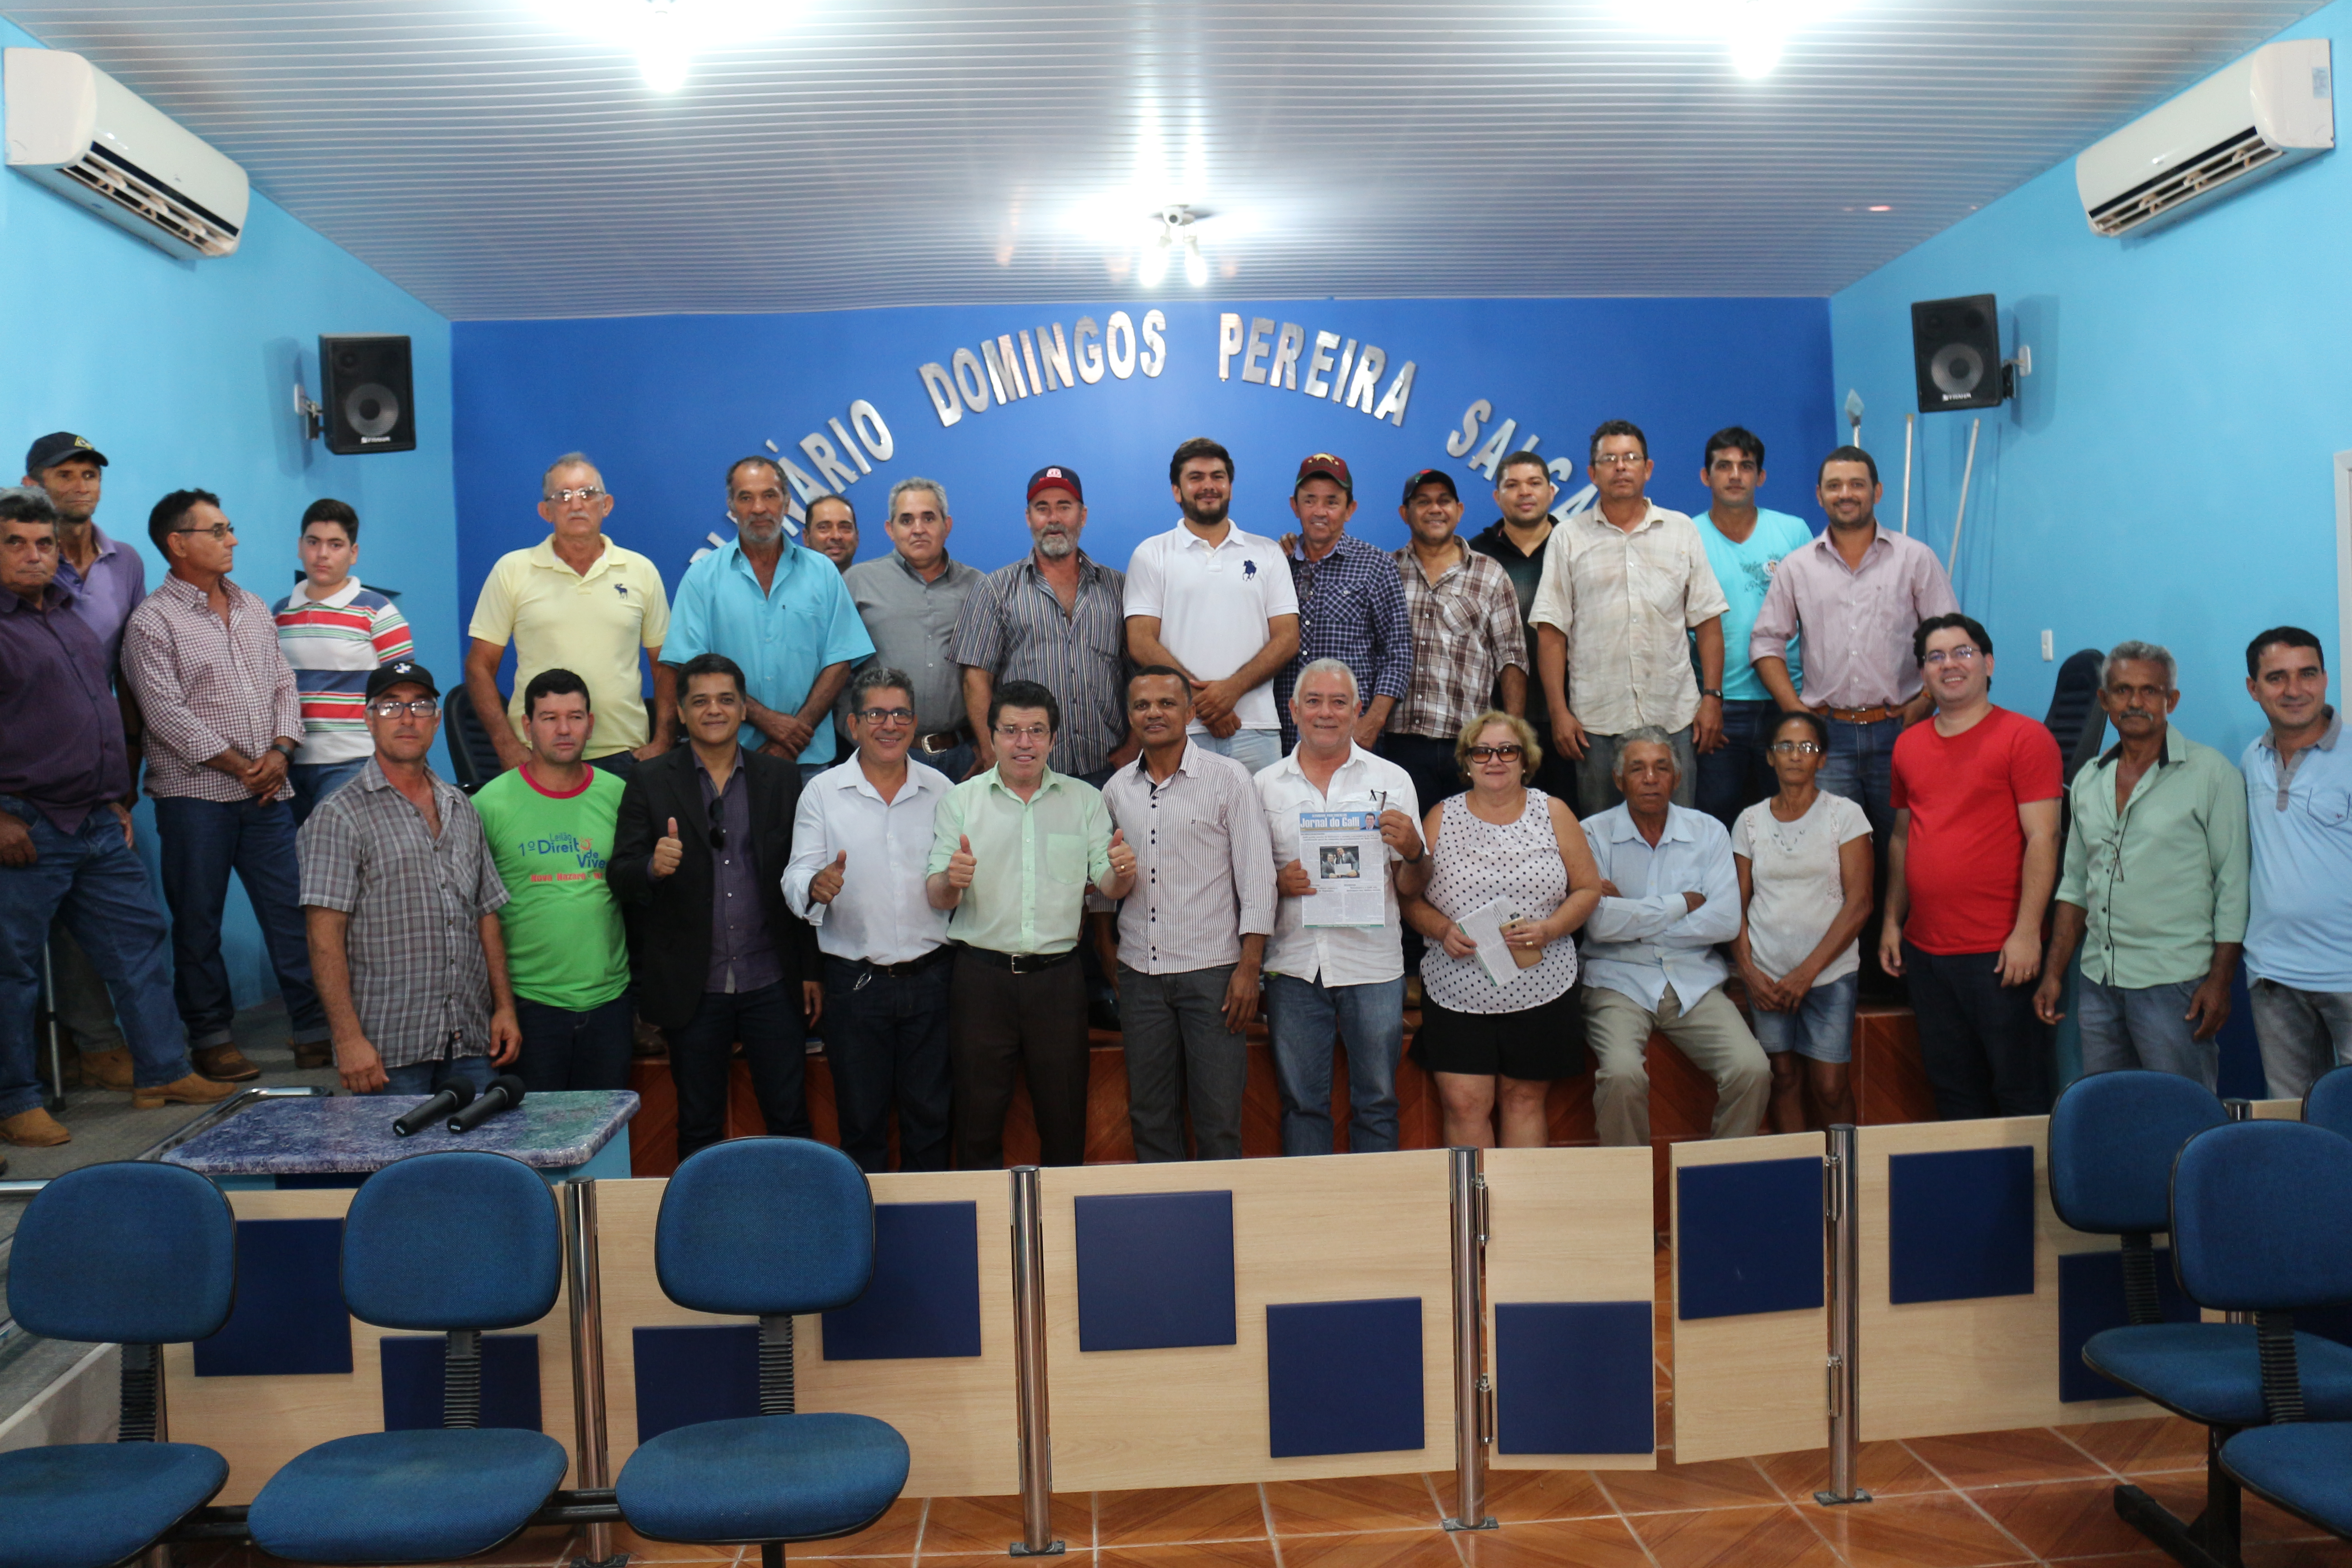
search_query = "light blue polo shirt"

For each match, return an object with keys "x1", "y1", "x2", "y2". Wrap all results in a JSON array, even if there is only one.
[
  {"x1": 2243, "y1": 710, "x2": 2352, "y2": 990},
  {"x1": 663, "y1": 539, "x2": 876, "y2": 765},
  {"x1": 1693, "y1": 507, "x2": 1814, "y2": 701}
]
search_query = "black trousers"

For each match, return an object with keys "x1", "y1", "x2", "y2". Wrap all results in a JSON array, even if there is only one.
[
  {"x1": 1903, "y1": 943, "x2": 2052, "y2": 1119},
  {"x1": 667, "y1": 980, "x2": 810, "y2": 1164},
  {"x1": 822, "y1": 954, "x2": 953, "y2": 1173},
  {"x1": 950, "y1": 950, "x2": 1090, "y2": 1168}
]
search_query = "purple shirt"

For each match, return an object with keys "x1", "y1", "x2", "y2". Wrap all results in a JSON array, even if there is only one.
[
  {"x1": 0, "y1": 579, "x2": 130, "y2": 834},
  {"x1": 53, "y1": 524, "x2": 147, "y2": 676},
  {"x1": 1747, "y1": 525, "x2": 1959, "y2": 710}
]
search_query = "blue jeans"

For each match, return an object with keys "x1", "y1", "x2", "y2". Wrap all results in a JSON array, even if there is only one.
[
  {"x1": 2076, "y1": 976, "x2": 2216, "y2": 1089},
  {"x1": 822, "y1": 955, "x2": 953, "y2": 1173},
  {"x1": 668, "y1": 981, "x2": 809, "y2": 1164},
  {"x1": 1751, "y1": 971, "x2": 1859, "y2": 1064},
  {"x1": 1198, "y1": 729, "x2": 1283, "y2": 777},
  {"x1": 380, "y1": 1055, "x2": 495, "y2": 1098},
  {"x1": 289, "y1": 760, "x2": 366, "y2": 827},
  {"x1": 589, "y1": 752, "x2": 636, "y2": 779},
  {"x1": 914, "y1": 741, "x2": 976, "y2": 786},
  {"x1": 152, "y1": 795, "x2": 328, "y2": 1050},
  {"x1": 1264, "y1": 971, "x2": 1406, "y2": 1156},
  {"x1": 2247, "y1": 978, "x2": 2352, "y2": 1100},
  {"x1": 1696, "y1": 700, "x2": 1783, "y2": 832},
  {"x1": 1818, "y1": 716, "x2": 1902, "y2": 842},
  {"x1": 514, "y1": 995, "x2": 634, "y2": 1092},
  {"x1": 0, "y1": 798, "x2": 196, "y2": 1117}
]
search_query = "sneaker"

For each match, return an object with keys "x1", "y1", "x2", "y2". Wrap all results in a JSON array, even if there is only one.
[
  {"x1": 193, "y1": 1043, "x2": 263, "y2": 1083},
  {"x1": 78, "y1": 1048, "x2": 134, "y2": 1091},
  {"x1": 132, "y1": 1073, "x2": 240, "y2": 1109},
  {"x1": 0, "y1": 1106, "x2": 71, "y2": 1146}
]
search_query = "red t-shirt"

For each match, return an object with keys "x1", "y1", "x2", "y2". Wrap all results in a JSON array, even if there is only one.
[{"x1": 1888, "y1": 706, "x2": 2063, "y2": 955}]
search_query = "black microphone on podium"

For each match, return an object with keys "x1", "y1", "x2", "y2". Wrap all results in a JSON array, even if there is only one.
[
  {"x1": 448, "y1": 1074, "x2": 528, "y2": 1134},
  {"x1": 392, "y1": 1078, "x2": 476, "y2": 1137}
]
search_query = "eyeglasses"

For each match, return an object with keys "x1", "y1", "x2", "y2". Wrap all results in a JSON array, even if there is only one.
[
  {"x1": 173, "y1": 523, "x2": 236, "y2": 540},
  {"x1": 1466, "y1": 744, "x2": 1524, "y2": 762},
  {"x1": 544, "y1": 486, "x2": 607, "y2": 504},
  {"x1": 994, "y1": 723, "x2": 1051, "y2": 741},
  {"x1": 708, "y1": 823, "x2": 727, "y2": 852},
  {"x1": 1769, "y1": 740, "x2": 1825, "y2": 756},
  {"x1": 368, "y1": 699, "x2": 439, "y2": 719},
  {"x1": 857, "y1": 706, "x2": 916, "y2": 725},
  {"x1": 1923, "y1": 645, "x2": 1983, "y2": 667},
  {"x1": 1590, "y1": 453, "x2": 1647, "y2": 469}
]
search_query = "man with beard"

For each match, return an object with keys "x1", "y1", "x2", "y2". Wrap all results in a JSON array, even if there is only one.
[
  {"x1": 665, "y1": 456, "x2": 875, "y2": 784},
  {"x1": 1125, "y1": 437, "x2": 1301, "y2": 778},
  {"x1": 951, "y1": 466, "x2": 1136, "y2": 785}
]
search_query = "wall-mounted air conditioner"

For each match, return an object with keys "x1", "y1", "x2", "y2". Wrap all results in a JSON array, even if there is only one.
[
  {"x1": 2076, "y1": 39, "x2": 2332, "y2": 238},
  {"x1": 4, "y1": 48, "x2": 249, "y2": 260}
]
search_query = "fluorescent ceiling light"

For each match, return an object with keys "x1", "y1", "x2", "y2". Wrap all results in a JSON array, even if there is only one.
[
  {"x1": 524, "y1": 0, "x2": 799, "y2": 92},
  {"x1": 1620, "y1": 0, "x2": 1847, "y2": 78}
]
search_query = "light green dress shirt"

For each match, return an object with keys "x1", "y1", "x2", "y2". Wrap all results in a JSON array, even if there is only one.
[
  {"x1": 2057, "y1": 729, "x2": 2250, "y2": 988},
  {"x1": 927, "y1": 766, "x2": 1113, "y2": 956}
]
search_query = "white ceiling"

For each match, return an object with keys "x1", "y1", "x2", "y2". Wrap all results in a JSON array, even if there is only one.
[{"x1": 2, "y1": 0, "x2": 2330, "y2": 319}]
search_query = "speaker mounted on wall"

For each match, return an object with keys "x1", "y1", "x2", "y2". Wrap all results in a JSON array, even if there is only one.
[
  {"x1": 317, "y1": 334, "x2": 416, "y2": 454},
  {"x1": 1910, "y1": 295, "x2": 2010, "y2": 413}
]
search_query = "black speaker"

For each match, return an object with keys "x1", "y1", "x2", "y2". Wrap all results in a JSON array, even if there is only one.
[
  {"x1": 318, "y1": 334, "x2": 416, "y2": 455},
  {"x1": 1910, "y1": 294, "x2": 2006, "y2": 413}
]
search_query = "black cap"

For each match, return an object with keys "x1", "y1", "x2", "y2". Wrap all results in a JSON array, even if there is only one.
[
  {"x1": 1401, "y1": 468, "x2": 1459, "y2": 504},
  {"x1": 364, "y1": 661, "x2": 440, "y2": 702},
  {"x1": 24, "y1": 432, "x2": 107, "y2": 475}
]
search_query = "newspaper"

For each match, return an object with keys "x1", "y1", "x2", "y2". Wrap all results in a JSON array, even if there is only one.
[{"x1": 1299, "y1": 808, "x2": 1388, "y2": 928}]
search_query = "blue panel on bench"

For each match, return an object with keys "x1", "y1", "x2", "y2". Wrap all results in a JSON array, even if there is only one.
[
  {"x1": 632, "y1": 1323, "x2": 759, "y2": 1443},
  {"x1": 1074, "y1": 1190, "x2": 1235, "y2": 1352},
  {"x1": 381, "y1": 1334, "x2": 545, "y2": 1430},
  {"x1": 193, "y1": 1218, "x2": 353, "y2": 1377},
  {"x1": 2056, "y1": 1249, "x2": 2200, "y2": 1402},
  {"x1": 277, "y1": 1172, "x2": 368, "y2": 1190},
  {"x1": 1494, "y1": 1302, "x2": 1655, "y2": 1455},
  {"x1": 1889, "y1": 1146, "x2": 2037, "y2": 1305},
  {"x1": 1676, "y1": 1158, "x2": 1823, "y2": 1320},
  {"x1": 822, "y1": 1200, "x2": 982, "y2": 1361},
  {"x1": 1265, "y1": 1298, "x2": 1424, "y2": 1459}
]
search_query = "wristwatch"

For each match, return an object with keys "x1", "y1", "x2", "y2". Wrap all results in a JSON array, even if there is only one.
[
  {"x1": 272, "y1": 739, "x2": 299, "y2": 760},
  {"x1": 1701, "y1": 688, "x2": 1725, "y2": 700}
]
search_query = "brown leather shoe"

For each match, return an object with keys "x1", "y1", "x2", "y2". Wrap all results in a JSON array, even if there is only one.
[
  {"x1": 193, "y1": 1044, "x2": 262, "y2": 1083},
  {"x1": 133, "y1": 1073, "x2": 239, "y2": 1109},
  {"x1": 0, "y1": 1107, "x2": 71, "y2": 1146},
  {"x1": 292, "y1": 1041, "x2": 333, "y2": 1069},
  {"x1": 78, "y1": 1048, "x2": 134, "y2": 1091}
]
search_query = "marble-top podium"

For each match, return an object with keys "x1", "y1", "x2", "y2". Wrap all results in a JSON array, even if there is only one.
[{"x1": 164, "y1": 1090, "x2": 637, "y2": 1188}]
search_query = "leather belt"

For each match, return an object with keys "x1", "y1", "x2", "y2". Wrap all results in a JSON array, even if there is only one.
[
  {"x1": 959, "y1": 946, "x2": 1078, "y2": 976},
  {"x1": 1824, "y1": 705, "x2": 1901, "y2": 724},
  {"x1": 838, "y1": 946, "x2": 955, "y2": 979},
  {"x1": 916, "y1": 727, "x2": 970, "y2": 754}
]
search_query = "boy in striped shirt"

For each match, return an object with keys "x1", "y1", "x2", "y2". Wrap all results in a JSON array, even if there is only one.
[{"x1": 274, "y1": 499, "x2": 413, "y2": 825}]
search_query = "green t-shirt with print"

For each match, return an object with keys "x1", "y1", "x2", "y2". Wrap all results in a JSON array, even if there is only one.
[{"x1": 473, "y1": 764, "x2": 631, "y2": 1011}]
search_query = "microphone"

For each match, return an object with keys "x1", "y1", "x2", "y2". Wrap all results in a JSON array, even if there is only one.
[
  {"x1": 392, "y1": 1078, "x2": 476, "y2": 1137},
  {"x1": 448, "y1": 1074, "x2": 528, "y2": 1134}
]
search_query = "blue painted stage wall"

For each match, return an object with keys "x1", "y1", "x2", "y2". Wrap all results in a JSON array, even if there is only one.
[
  {"x1": 0, "y1": 18, "x2": 456, "y2": 1010},
  {"x1": 1829, "y1": 0, "x2": 2352, "y2": 760},
  {"x1": 451, "y1": 298, "x2": 1834, "y2": 623}
]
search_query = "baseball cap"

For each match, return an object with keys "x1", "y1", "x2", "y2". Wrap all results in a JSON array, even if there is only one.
[
  {"x1": 1400, "y1": 468, "x2": 1460, "y2": 504},
  {"x1": 24, "y1": 432, "x2": 107, "y2": 474},
  {"x1": 1027, "y1": 465, "x2": 1083, "y2": 504},
  {"x1": 364, "y1": 661, "x2": 441, "y2": 702},
  {"x1": 1294, "y1": 453, "x2": 1353, "y2": 495}
]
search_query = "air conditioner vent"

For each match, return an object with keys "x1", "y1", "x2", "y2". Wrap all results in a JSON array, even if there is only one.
[
  {"x1": 2087, "y1": 127, "x2": 2284, "y2": 235},
  {"x1": 59, "y1": 143, "x2": 241, "y2": 256}
]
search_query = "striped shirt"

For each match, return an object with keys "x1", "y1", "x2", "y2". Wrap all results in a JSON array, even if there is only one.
[
  {"x1": 1389, "y1": 542, "x2": 1528, "y2": 742},
  {"x1": 1275, "y1": 534, "x2": 1412, "y2": 745},
  {"x1": 950, "y1": 550, "x2": 1130, "y2": 777},
  {"x1": 273, "y1": 578, "x2": 415, "y2": 765},
  {"x1": 123, "y1": 574, "x2": 303, "y2": 804}
]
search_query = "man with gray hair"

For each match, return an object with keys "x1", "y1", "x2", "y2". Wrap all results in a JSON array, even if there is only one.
[
  {"x1": 1579, "y1": 728, "x2": 1769, "y2": 1146},
  {"x1": 2034, "y1": 642, "x2": 2248, "y2": 1087},
  {"x1": 843, "y1": 478, "x2": 983, "y2": 780}
]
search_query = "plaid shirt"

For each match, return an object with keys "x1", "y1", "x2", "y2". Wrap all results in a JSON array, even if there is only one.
[
  {"x1": 1275, "y1": 534, "x2": 1412, "y2": 740},
  {"x1": 123, "y1": 574, "x2": 302, "y2": 803},
  {"x1": 1388, "y1": 542, "x2": 1529, "y2": 741},
  {"x1": 297, "y1": 760, "x2": 511, "y2": 1068},
  {"x1": 950, "y1": 550, "x2": 1131, "y2": 777}
]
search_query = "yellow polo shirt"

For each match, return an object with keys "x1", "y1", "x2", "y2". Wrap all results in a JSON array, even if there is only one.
[{"x1": 470, "y1": 536, "x2": 671, "y2": 757}]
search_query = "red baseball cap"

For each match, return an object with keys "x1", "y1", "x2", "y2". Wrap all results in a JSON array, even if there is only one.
[
  {"x1": 1294, "y1": 452, "x2": 1353, "y2": 495},
  {"x1": 1026, "y1": 465, "x2": 1083, "y2": 503}
]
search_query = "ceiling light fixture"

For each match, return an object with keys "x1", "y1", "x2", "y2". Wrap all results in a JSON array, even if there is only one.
[
  {"x1": 1136, "y1": 205, "x2": 1209, "y2": 289},
  {"x1": 524, "y1": 0, "x2": 798, "y2": 94},
  {"x1": 1619, "y1": 0, "x2": 1847, "y2": 80}
]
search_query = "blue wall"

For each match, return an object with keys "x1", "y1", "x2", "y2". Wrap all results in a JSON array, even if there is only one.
[
  {"x1": 1830, "y1": 0, "x2": 2352, "y2": 760},
  {"x1": 452, "y1": 298, "x2": 1834, "y2": 614},
  {"x1": 1, "y1": 19, "x2": 455, "y2": 1009}
]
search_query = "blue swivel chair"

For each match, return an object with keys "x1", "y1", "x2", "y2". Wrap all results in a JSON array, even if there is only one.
[
  {"x1": 615, "y1": 1138, "x2": 911, "y2": 1568},
  {"x1": 248, "y1": 1151, "x2": 571, "y2": 1564},
  {"x1": 0, "y1": 1162, "x2": 237, "y2": 1568},
  {"x1": 2175, "y1": 1121, "x2": 2352, "y2": 1561},
  {"x1": 2305, "y1": 1063, "x2": 2352, "y2": 1138}
]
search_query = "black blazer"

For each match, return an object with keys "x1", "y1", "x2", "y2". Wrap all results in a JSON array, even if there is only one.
[{"x1": 611, "y1": 746, "x2": 817, "y2": 1030}]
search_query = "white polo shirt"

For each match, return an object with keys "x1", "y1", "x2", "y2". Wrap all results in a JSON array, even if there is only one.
[
  {"x1": 1255, "y1": 742, "x2": 1420, "y2": 988},
  {"x1": 1124, "y1": 521, "x2": 1299, "y2": 735}
]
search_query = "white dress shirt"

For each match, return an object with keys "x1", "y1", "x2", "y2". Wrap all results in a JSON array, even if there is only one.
[
  {"x1": 1123, "y1": 521, "x2": 1300, "y2": 735},
  {"x1": 1579, "y1": 802, "x2": 1742, "y2": 1011},
  {"x1": 782, "y1": 756, "x2": 954, "y2": 965},
  {"x1": 1256, "y1": 742, "x2": 1421, "y2": 987}
]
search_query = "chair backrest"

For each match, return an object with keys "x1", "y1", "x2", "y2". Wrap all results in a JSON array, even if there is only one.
[
  {"x1": 2044, "y1": 647, "x2": 2107, "y2": 784},
  {"x1": 2172, "y1": 1121, "x2": 2352, "y2": 1312},
  {"x1": 2050, "y1": 1069, "x2": 2228, "y2": 1235},
  {"x1": 443, "y1": 685, "x2": 508, "y2": 794},
  {"x1": 342, "y1": 1151, "x2": 562, "y2": 1330},
  {"x1": 656, "y1": 1138, "x2": 873, "y2": 1316},
  {"x1": 6, "y1": 1162, "x2": 236, "y2": 1345},
  {"x1": 2307, "y1": 1064, "x2": 2352, "y2": 1139}
]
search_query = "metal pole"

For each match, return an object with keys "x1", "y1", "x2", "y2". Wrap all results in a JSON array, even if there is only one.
[
  {"x1": 1008, "y1": 1167, "x2": 1062, "y2": 1557},
  {"x1": 1900, "y1": 415, "x2": 1915, "y2": 536},
  {"x1": 1946, "y1": 417, "x2": 1982, "y2": 574},
  {"x1": 2223, "y1": 1102, "x2": 2253, "y2": 1325},
  {"x1": 1817, "y1": 1124, "x2": 1870, "y2": 1506},
  {"x1": 564, "y1": 1180, "x2": 623, "y2": 1568},
  {"x1": 1444, "y1": 1147, "x2": 1496, "y2": 1532},
  {"x1": 41, "y1": 937, "x2": 66, "y2": 1111}
]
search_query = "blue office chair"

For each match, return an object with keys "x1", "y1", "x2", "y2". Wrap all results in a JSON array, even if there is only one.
[
  {"x1": 2050, "y1": 1069, "x2": 2227, "y2": 1326},
  {"x1": 0, "y1": 1162, "x2": 237, "y2": 1568},
  {"x1": 247, "y1": 1152, "x2": 570, "y2": 1564},
  {"x1": 615, "y1": 1138, "x2": 910, "y2": 1568},
  {"x1": 2305, "y1": 1063, "x2": 2352, "y2": 1139}
]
